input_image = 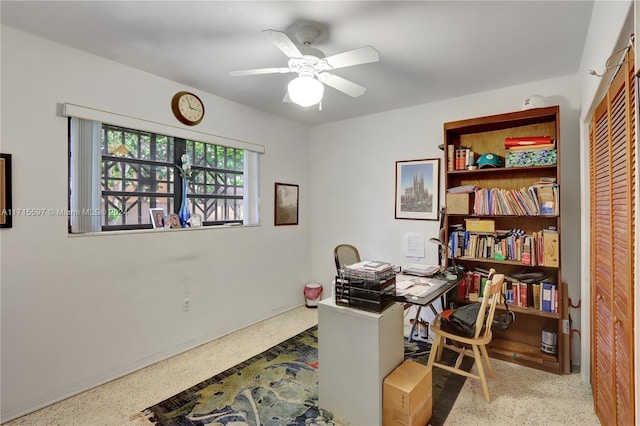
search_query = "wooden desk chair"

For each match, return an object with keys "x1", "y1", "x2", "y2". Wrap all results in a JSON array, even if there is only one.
[{"x1": 426, "y1": 273, "x2": 505, "y2": 403}]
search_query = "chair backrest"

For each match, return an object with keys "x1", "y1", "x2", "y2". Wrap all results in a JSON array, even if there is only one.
[
  {"x1": 473, "y1": 273, "x2": 505, "y2": 339},
  {"x1": 334, "y1": 244, "x2": 361, "y2": 273}
]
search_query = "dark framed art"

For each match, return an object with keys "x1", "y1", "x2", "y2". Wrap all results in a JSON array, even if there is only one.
[
  {"x1": 395, "y1": 158, "x2": 440, "y2": 221},
  {"x1": 1, "y1": 153, "x2": 12, "y2": 229},
  {"x1": 274, "y1": 182, "x2": 299, "y2": 226}
]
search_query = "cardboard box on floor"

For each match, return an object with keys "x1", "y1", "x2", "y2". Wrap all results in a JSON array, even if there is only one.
[{"x1": 383, "y1": 359, "x2": 432, "y2": 426}]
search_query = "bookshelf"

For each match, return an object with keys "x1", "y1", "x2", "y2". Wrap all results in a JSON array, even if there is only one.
[{"x1": 442, "y1": 106, "x2": 566, "y2": 375}]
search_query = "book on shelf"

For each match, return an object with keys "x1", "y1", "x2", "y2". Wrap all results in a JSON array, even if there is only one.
[
  {"x1": 541, "y1": 282, "x2": 555, "y2": 312},
  {"x1": 536, "y1": 185, "x2": 557, "y2": 215},
  {"x1": 504, "y1": 136, "x2": 552, "y2": 147},
  {"x1": 447, "y1": 145, "x2": 455, "y2": 171},
  {"x1": 519, "y1": 282, "x2": 528, "y2": 307},
  {"x1": 507, "y1": 142, "x2": 556, "y2": 152},
  {"x1": 532, "y1": 283, "x2": 541, "y2": 309},
  {"x1": 543, "y1": 229, "x2": 559, "y2": 267}
]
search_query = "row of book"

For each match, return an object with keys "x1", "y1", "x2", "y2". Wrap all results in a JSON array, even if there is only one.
[
  {"x1": 473, "y1": 183, "x2": 558, "y2": 216},
  {"x1": 458, "y1": 273, "x2": 558, "y2": 313},
  {"x1": 504, "y1": 281, "x2": 559, "y2": 313},
  {"x1": 448, "y1": 145, "x2": 475, "y2": 171},
  {"x1": 449, "y1": 228, "x2": 559, "y2": 267}
]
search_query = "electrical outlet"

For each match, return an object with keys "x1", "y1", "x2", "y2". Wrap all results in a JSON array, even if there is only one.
[
  {"x1": 183, "y1": 298, "x2": 191, "y2": 312},
  {"x1": 562, "y1": 319, "x2": 570, "y2": 334}
]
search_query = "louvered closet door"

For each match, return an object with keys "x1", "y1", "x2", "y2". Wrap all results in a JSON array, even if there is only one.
[{"x1": 590, "y1": 49, "x2": 636, "y2": 426}]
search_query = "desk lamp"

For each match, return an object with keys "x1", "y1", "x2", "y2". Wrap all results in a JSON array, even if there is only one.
[{"x1": 428, "y1": 237, "x2": 461, "y2": 277}]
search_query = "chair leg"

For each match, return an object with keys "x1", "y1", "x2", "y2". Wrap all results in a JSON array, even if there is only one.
[
  {"x1": 479, "y1": 344, "x2": 495, "y2": 379},
  {"x1": 427, "y1": 334, "x2": 441, "y2": 368},
  {"x1": 472, "y1": 344, "x2": 491, "y2": 403},
  {"x1": 436, "y1": 335, "x2": 445, "y2": 361}
]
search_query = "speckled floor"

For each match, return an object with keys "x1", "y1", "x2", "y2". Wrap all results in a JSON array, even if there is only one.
[
  {"x1": 3, "y1": 305, "x2": 599, "y2": 426},
  {"x1": 443, "y1": 358, "x2": 600, "y2": 426}
]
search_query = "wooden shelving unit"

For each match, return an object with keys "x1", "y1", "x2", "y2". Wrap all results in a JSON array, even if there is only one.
[{"x1": 442, "y1": 106, "x2": 566, "y2": 375}]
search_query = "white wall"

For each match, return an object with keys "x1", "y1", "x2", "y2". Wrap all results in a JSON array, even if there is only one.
[
  {"x1": 0, "y1": 26, "x2": 312, "y2": 422},
  {"x1": 309, "y1": 75, "x2": 582, "y2": 363},
  {"x1": 577, "y1": 0, "x2": 634, "y2": 385}
]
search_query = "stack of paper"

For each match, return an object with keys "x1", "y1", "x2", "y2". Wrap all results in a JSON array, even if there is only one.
[
  {"x1": 403, "y1": 264, "x2": 440, "y2": 277},
  {"x1": 396, "y1": 278, "x2": 448, "y2": 298}
]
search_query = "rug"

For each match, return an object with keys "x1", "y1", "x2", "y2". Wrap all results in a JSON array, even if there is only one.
[{"x1": 138, "y1": 326, "x2": 472, "y2": 426}]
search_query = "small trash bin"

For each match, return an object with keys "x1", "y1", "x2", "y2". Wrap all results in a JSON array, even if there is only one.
[{"x1": 304, "y1": 283, "x2": 323, "y2": 308}]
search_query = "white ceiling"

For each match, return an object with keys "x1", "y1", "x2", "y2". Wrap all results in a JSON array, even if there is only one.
[{"x1": 1, "y1": 1, "x2": 594, "y2": 126}]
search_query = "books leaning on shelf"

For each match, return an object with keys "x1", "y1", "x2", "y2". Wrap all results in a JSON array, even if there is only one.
[
  {"x1": 472, "y1": 184, "x2": 558, "y2": 216},
  {"x1": 450, "y1": 227, "x2": 559, "y2": 266}
]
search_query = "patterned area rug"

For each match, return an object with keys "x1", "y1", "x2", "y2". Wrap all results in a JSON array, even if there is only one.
[{"x1": 137, "y1": 326, "x2": 472, "y2": 426}]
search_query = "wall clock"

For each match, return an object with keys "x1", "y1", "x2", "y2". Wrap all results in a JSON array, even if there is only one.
[{"x1": 171, "y1": 91, "x2": 205, "y2": 126}]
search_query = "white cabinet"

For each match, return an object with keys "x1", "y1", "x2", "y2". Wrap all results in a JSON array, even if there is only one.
[{"x1": 318, "y1": 299, "x2": 404, "y2": 426}]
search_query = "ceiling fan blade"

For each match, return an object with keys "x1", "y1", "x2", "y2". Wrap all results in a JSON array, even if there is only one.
[
  {"x1": 229, "y1": 67, "x2": 292, "y2": 76},
  {"x1": 263, "y1": 29, "x2": 303, "y2": 58},
  {"x1": 318, "y1": 72, "x2": 367, "y2": 97},
  {"x1": 324, "y1": 46, "x2": 380, "y2": 69}
]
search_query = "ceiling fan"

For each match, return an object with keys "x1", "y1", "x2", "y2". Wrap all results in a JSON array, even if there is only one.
[{"x1": 229, "y1": 25, "x2": 380, "y2": 107}]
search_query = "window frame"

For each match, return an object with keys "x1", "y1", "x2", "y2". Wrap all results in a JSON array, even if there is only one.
[{"x1": 69, "y1": 120, "x2": 253, "y2": 233}]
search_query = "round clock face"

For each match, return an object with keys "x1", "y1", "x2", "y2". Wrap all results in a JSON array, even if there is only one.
[{"x1": 171, "y1": 91, "x2": 204, "y2": 125}]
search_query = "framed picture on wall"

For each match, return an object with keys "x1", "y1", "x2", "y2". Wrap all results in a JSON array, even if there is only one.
[
  {"x1": 274, "y1": 182, "x2": 299, "y2": 226},
  {"x1": 1, "y1": 153, "x2": 12, "y2": 229},
  {"x1": 395, "y1": 158, "x2": 440, "y2": 221}
]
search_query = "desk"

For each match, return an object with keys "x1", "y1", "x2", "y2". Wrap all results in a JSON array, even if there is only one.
[
  {"x1": 318, "y1": 299, "x2": 404, "y2": 426},
  {"x1": 391, "y1": 272, "x2": 463, "y2": 342}
]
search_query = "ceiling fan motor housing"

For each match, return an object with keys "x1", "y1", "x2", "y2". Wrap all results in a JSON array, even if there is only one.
[{"x1": 288, "y1": 56, "x2": 330, "y2": 77}]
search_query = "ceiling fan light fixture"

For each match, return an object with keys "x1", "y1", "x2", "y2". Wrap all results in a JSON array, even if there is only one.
[{"x1": 287, "y1": 75, "x2": 324, "y2": 107}]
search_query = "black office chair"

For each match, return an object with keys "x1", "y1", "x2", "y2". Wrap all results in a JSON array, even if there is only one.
[{"x1": 333, "y1": 244, "x2": 361, "y2": 273}]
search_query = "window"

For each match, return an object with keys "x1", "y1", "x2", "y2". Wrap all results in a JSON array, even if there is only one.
[{"x1": 69, "y1": 119, "x2": 258, "y2": 233}]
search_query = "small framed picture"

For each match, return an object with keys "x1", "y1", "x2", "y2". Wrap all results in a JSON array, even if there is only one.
[
  {"x1": 274, "y1": 182, "x2": 299, "y2": 226},
  {"x1": 149, "y1": 208, "x2": 165, "y2": 229},
  {"x1": 395, "y1": 158, "x2": 440, "y2": 221},
  {"x1": 164, "y1": 213, "x2": 181, "y2": 229}
]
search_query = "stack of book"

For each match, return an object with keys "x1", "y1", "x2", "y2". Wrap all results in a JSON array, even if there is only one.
[{"x1": 504, "y1": 136, "x2": 554, "y2": 150}]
